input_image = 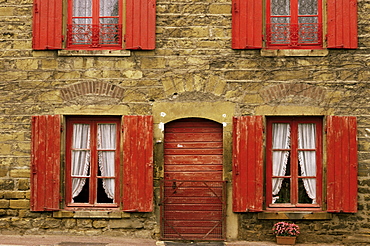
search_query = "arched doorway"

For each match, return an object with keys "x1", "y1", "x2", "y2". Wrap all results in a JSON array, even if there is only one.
[{"x1": 161, "y1": 118, "x2": 225, "y2": 241}]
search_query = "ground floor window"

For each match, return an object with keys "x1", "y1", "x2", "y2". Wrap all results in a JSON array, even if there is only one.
[
  {"x1": 65, "y1": 117, "x2": 120, "y2": 207},
  {"x1": 266, "y1": 117, "x2": 322, "y2": 209}
]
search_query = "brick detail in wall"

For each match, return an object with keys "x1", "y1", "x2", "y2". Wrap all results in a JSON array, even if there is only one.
[
  {"x1": 260, "y1": 83, "x2": 326, "y2": 103},
  {"x1": 60, "y1": 81, "x2": 125, "y2": 101}
]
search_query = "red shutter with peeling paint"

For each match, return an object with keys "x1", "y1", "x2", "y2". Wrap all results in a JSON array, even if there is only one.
[
  {"x1": 327, "y1": 0, "x2": 358, "y2": 49},
  {"x1": 32, "y1": 0, "x2": 63, "y2": 50},
  {"x1": 232, "y1": 116, "x2": 263, "y2": 212},
  {"x1": 31, "y1": 115, "x2": 61, "y2": 211},
  {"x1": 125, "y1": 0, "x2": 156, "y2": 50},
  {"x1": 327, "y1": 116, "x2": 358, "y2": 213},
  {"x1": 232, "y1": 0, "x2": 263, "y2": 49},
  {"x1": 123, "y1": 115, "x2": 153, "y2": 212}
]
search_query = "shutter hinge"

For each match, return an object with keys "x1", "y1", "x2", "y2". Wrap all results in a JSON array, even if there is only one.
[
  {"x1": 233, "y1": 2, "x2": 239, "y2": 13},
  {"x1": 62, "y1": 35, "x2": 65, "y2": 42},
  {"x1": 34, "y1": 3, "x2": 39, "y2": 13},
  {"x1": 123, "y1": 34, "x2": 126, "y2": 42},
  {"x1": 60, "y1": 125, "x2": 64, "y2": 132}
]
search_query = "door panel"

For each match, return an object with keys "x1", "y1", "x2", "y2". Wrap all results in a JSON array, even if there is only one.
[{"x1": 162, "y1": 118, "x2": 225, "y2": 241}]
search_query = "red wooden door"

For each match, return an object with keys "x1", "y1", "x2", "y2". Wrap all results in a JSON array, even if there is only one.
[{"x1": 162, "y1": 118, "x2": 225, "y2": 240}]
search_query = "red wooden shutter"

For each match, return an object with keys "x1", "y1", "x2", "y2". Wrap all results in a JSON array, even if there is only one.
[
  {"x1": 232, "y1": 116, "x2": 263, "y2": 212},
  {"x1": 327, "y1": 0, "x2": 358, "y2": 49},
  {"x1": 123, "y1": 115, "x2": 153, "y2": 212},
  {"x1": 31, "y1": 115, "x2": 61, "y2": 211},
  {"x1": 327, "y1": 116, "x2": 358, "y2": 213},
  {"x1": 125, "y1": 0, "x2": 156, "y2": 50},
  {"x1": 32, "y1": 0, "x2": 63, "y2": 50},
  {"x1": 232, "y1": 0, "x2": 263, "y2": 49}
]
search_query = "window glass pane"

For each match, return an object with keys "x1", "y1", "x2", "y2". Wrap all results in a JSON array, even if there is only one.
[
  {"x1": 272, "y1": 178, "x2": 290, "y2": 204},
  {"x1": 272, "y1": 123, "x2": 291, "y2": 149},
  {"x1": 299, "y1": 178, "x2": 316, "y2": 204},
  {"x1": 273, "y1": 151, "x2": 291, "y2": 176},
  {"x1": 73, "y1": 0, "x2": 92, "y2": 17},
  {"x1": 298, "y1": 123, "x2": 316, "y2": 149},
  {"x1": 97, "y1": 178, "x2": 114, "y2": 203},
  {"x1": 100, "y1": 0, "x2": 119, "y2": 16},
  {"x1": 271, "y1": 0, "x2": 290, "y2": 16},
  {"x1": 298, "y1": 0, "x2": 318, "y2": 15},
  {"x1": 72, "y1": 178, "x2": 89, "y2": 203},
  {"x1": 298, "y1": 151, "x2": 316, "y2": 176},
  {"x1": 98, "y1": 124, "x2": 116, "y2": 149}
]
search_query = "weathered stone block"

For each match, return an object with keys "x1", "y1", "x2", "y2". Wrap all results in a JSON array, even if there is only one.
[
  {"x1": 0, "y1": 200, "x2": 10, "y2": 209},
  {"x1": 9, "y1": 169, "x2": 30, "y2": 178},
  {"x1": 9, "y1": 200, "x2": 29, "y2": 209}
]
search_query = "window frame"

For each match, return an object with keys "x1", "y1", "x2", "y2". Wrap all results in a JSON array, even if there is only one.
[
  {"x1": 265, "y1": 0, "x2": 323, "y2": 49},
  {"x1": 66, "y1": 0, "x2": 123, "y2": 50},
  {"x1": 265, "y1": 116, "x2": 323, "y2": 211},
  {"x1": 65, "y1": 116, "x2": 121, "y2": 209}
]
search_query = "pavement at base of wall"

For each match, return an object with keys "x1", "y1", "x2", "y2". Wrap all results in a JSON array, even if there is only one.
[{"x1": 0, "y1": 235, "x2": 345, "y2": 246}]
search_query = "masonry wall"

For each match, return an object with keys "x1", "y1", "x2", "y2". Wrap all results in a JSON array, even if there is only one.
[{"x1": 0, "y1": 0, "x2": 370, "y2": 244}]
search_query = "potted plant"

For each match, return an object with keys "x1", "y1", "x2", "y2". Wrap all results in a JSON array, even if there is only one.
[{"x1": 272, "y1": 221, "x2": 300, "y2": 245}]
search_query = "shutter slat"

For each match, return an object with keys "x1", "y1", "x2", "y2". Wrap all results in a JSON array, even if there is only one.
[
  {"x1": 232, "y1": 116, "x2": 263, "y2": 212},
  {"x1": 123, "y1": 116, "x2": 153, "y2": 212},
  {"x1": 327, "y1": 116, "x2": 358, "y2": 213},
  {"x1": 232, "y1": 0, "x2": 262, "y2": 49},
  {"x1": 32, "y1": 0, "x2": 63, "y2": 50},
  {"x1": 31, "y1": 115, "x2": 61, "y2": 211},
  {"x1": 125, "y1": 0, "x2": 156, "y2": 50},
  {"x1": 327, "y1": 0, "x2": 358, "y2": 49}
]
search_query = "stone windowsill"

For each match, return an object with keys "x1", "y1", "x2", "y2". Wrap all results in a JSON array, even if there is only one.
[
  {"x1": 258, "y1": 212, "x2": 333, "y2": 220},
  {"x1": 58, "y1": 50, "x2": 131, "y2": 57},
  {"x1": 261, "y1": 49, "x2": 329, "y2": 57},
  {"x1": 53, "y1": 210, "x2": 130, "y2": 219}
]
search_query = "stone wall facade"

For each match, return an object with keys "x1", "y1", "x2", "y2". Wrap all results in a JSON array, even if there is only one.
[{"x1": 1, "y1": 0, "x2": 370, "y2": 244}]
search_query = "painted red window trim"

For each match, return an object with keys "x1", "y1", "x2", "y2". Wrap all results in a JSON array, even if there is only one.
[
  {"x1": 326, "y1": 116, "x2": 358, "y2": 213},
  {"x1": 125, "y1": 0, "x2": 156, "y2": 50},
  {"x1": 265, "y1": 0, "x2": 323, "y2": 49},
  {"x1": 231, "y1": 0, "x2": 357, "y2": 50},
  {"x1": 33, "y1": 0, "x2": 156, "y2": 50},
  {"x1": 327, "y1": 0, "x2": 358, "y2": 49},
  {"x1": 231, "y1": 0, "x2": 263, "y2": 49},
  {"x1": 232, "y1": 116, "x2": 264, "y2": 212},
  {"x1": 32, "y1": 0, "x2": 63, "y2": 50},
  {"x1": 122, "y1": 115, "x2": 154, "y2": 212},
  {"x1": 31, "y1": 115, "x2": 61, "y2": 211},
  {"x1": 66, "y1": 0, "x2": 123, "y2": 50},
  {"x1": 65, "y1": 117, "x2": 121, "y2": 208},
  {"x1": 265, "y1": 117, "x2": 323, "y2": 210}
]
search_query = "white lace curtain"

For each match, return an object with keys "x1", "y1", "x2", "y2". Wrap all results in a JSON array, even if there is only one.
[
  {"x1": 298, "y1": 124, "x2": 317, "y2": 204},
  {"x1": 71, "y1": 123, "x2": 116, "y2": 202},
  {"x1": 272, "y1": 123, "x2": 317, "y2": 204},
  {"x1": 71, "y1": 124, "x2": 91, "y2": 201},
  {"x1": 97, "y1": 124, "x2": 116, "y2": 200},
  {"x1": 272, "y1": 123, "x2": 291, "y2": 203},
  {"x1": 73, "y1": 0, "x2": 118, "y2": 21}
]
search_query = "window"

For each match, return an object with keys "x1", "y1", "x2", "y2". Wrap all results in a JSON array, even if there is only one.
[
  {"x1": 30, "y1": 115, "x2": 153, "y2": 212},
  {"x1": 67, "y1": 0, "x2": 122, "y2": 49},
  {"x1": 65, "y1": 117, "x2": 120, "y2": 207},
  {"x1": 231, "y1": 0, "x2": 358, "y2": 49},
  {"x1": 266, "y1": 117, "x2": 322, "y2": 210},
  {"x1": 266, "y1": 0, "x2": 322, "y2": 49},
  {"x1": 32, "y1": 0, "x2": 156, "y2": 50},
  {"x1": 232, "y1": 115, "x2": 357, "y2": 213}
]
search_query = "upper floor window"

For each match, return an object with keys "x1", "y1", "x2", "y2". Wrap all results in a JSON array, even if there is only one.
[
  {"x1": 67, "y1": 0, "x2": 122, "y2": 49},
  {"x1": 232, "y1": 0, "x2": 358, "y2": 50},
  {"x1": 32, "y1": 0, "x2": 156, "y2": 51},
  {"x1": 266, "y1": 0, "x2": 322, "y2": 49}
]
